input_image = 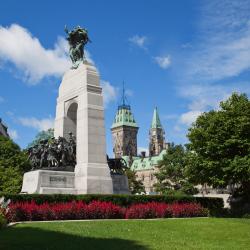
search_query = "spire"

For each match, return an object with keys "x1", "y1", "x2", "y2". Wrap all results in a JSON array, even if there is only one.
[
  {"x1": 119, "y1": 81, "x2": 130, "y2": 110},
  {"x1": 122, "y1": 81, "x2": 125, "y2": 106},
  {"x1": 151, "y1": 107, "x2": 162, "y2": 129}
]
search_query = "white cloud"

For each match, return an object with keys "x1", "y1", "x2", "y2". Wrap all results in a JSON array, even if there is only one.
[
  {"x1": 8, "y1": 129, "x2": 19, "y2": 140},
  {"x1": 186, "y1": 0, "x2": 250, "y2": 81},
  {"x1": 181, "y1": 43, "x2": 192, "y2": 49},
  {"x1": 177, "y1": 82, "x2": 250, "y2": 127},
  {"x1": 138, "y1": 147, "x2": 149, "y2": 156},
  {"x1": 0, "y1": 96, "x2": 4, "y2": 103},
  {"x1": 173, "y1": 125, "x2": 182, "y2": 132},
  {"x1": 129, "y1": 35, "x2": 148, "y2": 49},
  {"x1": 0, "y1": 24, "x2": 71, "y2": 83},
  {"x1": 19, "y1": 117, "x2": 54, "y2": 131},
  {"x1": 6, "y1": 111, "x2": 14, "y2": 117},
  {"x1": 0, "y1": 24, "x2": 92, "y2": 84},
  {"x1": 162, "y1": 114, "x2": 179, "y2": 120},
  {"x1": 179, "y1": 82, "x2": 250, "y2": 112},
  {"x1": 101, "y1": 80, "x2": 118, "y2": 106},
  {"x1": 179, "y1": 110, "x2": 202, "y2": 126},
  {"x1": 154, "y1": 55, "x2": 171, "y2": 69}
]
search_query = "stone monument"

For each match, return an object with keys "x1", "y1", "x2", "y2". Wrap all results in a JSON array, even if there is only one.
[{"x1": 21, "y1": 25, "x2": 114, "y2": 194}]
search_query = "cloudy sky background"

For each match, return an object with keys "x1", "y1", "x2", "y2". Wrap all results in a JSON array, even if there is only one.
[{"x1": 0, "y1": 0, "x2": 250, "y2": 155}]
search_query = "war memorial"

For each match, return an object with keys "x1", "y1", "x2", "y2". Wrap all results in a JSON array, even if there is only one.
[
  {"x1": 21, "y1": 26, "x2": 129, "y2": 195},
  {"x1": 1, "y1": 1, "x2": 250, "y2": 248}
]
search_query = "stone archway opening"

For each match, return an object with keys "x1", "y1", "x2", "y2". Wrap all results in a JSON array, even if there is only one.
[{"x1": 66, "y1": 102, "x2": 78, "y2": 139}]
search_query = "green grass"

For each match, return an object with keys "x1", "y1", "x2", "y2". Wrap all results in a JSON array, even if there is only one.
[{"x1": 0, "y1": 218, "x2": 250, "y2": 250}]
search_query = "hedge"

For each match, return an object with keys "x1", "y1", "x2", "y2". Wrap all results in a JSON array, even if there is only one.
[
  {"x1": 0, "y1": 194, "x2": 223, "y2": 214},
  {"x1": 6, "y1": 201, "x2": 208, "y2": 222}
]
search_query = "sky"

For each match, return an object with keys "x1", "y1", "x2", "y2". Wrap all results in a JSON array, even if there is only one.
[{"x1": 0, "y1": 0, "x2": 250, "y2": 156}]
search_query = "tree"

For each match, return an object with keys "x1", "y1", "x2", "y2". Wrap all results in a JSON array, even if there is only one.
[
  {"x1": 154, "y1": 143, "x2": 198, "y2": 195},
  {"x1": 27, "y1": 128, "x2": 54, "y2": 148},
  {"x1": 0, "y1": 136, "x2": 31, "y2": 193},
  {"x1": 125, "y1": 169, "x2": 145, "y2": 194},
  {"x1": 186, "y1": 93, "x2": 250, "y2": 201}
]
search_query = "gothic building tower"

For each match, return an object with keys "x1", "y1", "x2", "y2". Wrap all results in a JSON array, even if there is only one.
[
  {"x1": 149, "y1": 107, "x2": 165, "y2": 156},
  {"x1": 111, "y1": 89, "x2": 139, "y2": 158}
]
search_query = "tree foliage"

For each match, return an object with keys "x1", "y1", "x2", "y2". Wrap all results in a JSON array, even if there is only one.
[
  {"x1": 0, "y1": 136, "x2": 30, "y2": 193},
  {"x1": 154, "y1": 143, "x2": 198, "y2": 195},
  {"x1": 125, "y1": 169, "x2": 145, "y2": 194},
  {"x1": 27, "y1": 128, "x2": 54, "y2": 148},
  {"x1": 186, "y1": 93, "x2": 250, "y2": 199}
]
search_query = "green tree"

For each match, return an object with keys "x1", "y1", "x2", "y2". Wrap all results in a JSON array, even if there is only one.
[
  {"x1": 0, "y1": 136, "x2": 30, "y2": 193},
  {"x1": 27, "y1": 128, "x2": 54, "y2": 148},
  {"x1": 126, "y1": 169, "x2": 145, "y2": 194},
  {"x1": 186, "y1": 93, "x2": 250, "y2": 200},
  {"x1": 154, "y1": 143, "x2": 197, "y2": 195}
]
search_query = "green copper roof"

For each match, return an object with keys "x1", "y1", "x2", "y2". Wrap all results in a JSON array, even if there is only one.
[
  {"x1": 111, "y1": 106, "x2": 138, "y2": 129},
  {"x1": 151, "y1": 107, "x2": 162, "y2": 129},
  {"x1": 122, "y1": 149, "x2": 167, "y2": 171}
]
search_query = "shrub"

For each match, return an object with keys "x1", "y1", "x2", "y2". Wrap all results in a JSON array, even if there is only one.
[
  {"x1": 125, "y1": 202, "x2": 208, "y2": 219},
  {"x1": 7, "y1": 200, "x2": 208, "y2": 222},
  {"x1": 7, "y1": 200, "x2": 125, "y2": 222},
  {"x1": 0, "y1": 194, "x2": 223, "y2": 214},
  {"x1": 125, "y1": 202, "x2": 169, "y2": 219},
  {"x1": 170, "y1": 203, "x2": 208, "y2": 218},
  {"x1": 87, "y1": 201, "x2": 125, "y2": 219}
]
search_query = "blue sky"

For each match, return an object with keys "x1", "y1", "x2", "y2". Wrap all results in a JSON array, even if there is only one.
[{"x1": 0, "y1": 0, "x2": 250, "y2": 156}]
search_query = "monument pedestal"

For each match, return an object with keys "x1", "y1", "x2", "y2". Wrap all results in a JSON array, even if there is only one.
[
  {"x1": 21, "y1": 170, "x2": 76, "y2": 194},
  {"x1": 21, "y1": 169, "x2": 129, "y2": 194},
  {"x1": 111, "y1": 174, "x2": 130, "y2": 194}
]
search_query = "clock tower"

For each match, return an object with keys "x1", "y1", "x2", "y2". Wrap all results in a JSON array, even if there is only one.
[{"x1": 111, "y1": 87, "x2": 139, "y2": 158}]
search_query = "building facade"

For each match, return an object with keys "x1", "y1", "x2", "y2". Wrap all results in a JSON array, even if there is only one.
[{"x1": 123, "y1": 149, "x2": 167, "y2": 194}]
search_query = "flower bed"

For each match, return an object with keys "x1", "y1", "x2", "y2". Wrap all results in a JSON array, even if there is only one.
[
  {"x1": 7, "y1": 201, "x2": 125, "y2": 222},
  {"x1": 125, "y1": 202, "x2": 208, "y2": 219},
  {"x1": 6, "y1": 200, "x2": 208, "y2": 222}
]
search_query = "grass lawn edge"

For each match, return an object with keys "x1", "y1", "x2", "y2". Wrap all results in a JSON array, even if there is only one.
[{"x1": 7, "y1": 216, "x2": 209, "y2": 226}]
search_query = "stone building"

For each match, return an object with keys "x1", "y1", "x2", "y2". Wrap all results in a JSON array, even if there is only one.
[
  {"x1": 123, "y1": 149, "x2": 167, "y2": 194},
  {"x1": 111, "y1": 100, "x2": 167, "y2": 194},
  {"x1": 0, "y1": 118, "x2": 9, "y2": 138}
]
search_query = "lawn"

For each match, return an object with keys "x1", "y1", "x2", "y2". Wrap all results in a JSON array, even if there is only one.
[{"x1": 0, "y1": 218, "x2": 250, "y2": 250}]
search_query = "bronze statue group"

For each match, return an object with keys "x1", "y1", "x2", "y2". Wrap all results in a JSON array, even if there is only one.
[{"x1": 28, "y1": 133, "x2": 76, "y2": 171}]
